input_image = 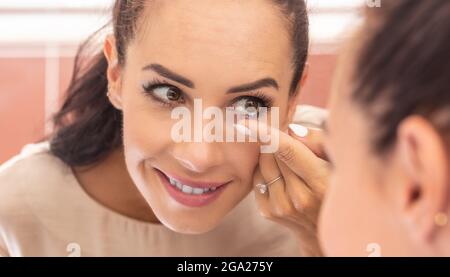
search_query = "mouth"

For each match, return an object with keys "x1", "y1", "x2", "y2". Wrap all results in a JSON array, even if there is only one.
[{"x1": 153, "y1": 168, "x2": 230, "y2": 207}]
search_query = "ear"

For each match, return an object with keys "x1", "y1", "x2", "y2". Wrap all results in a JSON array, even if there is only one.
[
  {"x1": 103, "y1": 34, "x2": 123, "y2": 110},
  {"x1": 285, "y1": 63, "x2": 309, "y2": 127},
  {"x1": 396, "y1": 115, "x2": 450, "y2": 244}
]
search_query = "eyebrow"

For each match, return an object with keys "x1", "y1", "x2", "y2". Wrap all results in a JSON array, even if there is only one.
[
  {"x1": 142, "y1": 63, "x2": 279, "y2": 93},
  {"x1": 143, "y1": 64, "x2": 195, "y2": 89},
  {"x1": 227, "y1": 78, "x2": 279, "y2": 94}
]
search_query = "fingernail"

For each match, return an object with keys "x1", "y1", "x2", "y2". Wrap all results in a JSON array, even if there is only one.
[
  {"x1": 289, "y1": 123, "x2": 308, "y2": 138},
  {"x1": 234, "y1": 124, "x2": 253, "y2": 138}
]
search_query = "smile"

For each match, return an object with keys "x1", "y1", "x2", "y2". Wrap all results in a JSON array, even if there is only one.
[
  {"x1": 167, "y1": 177, "x2": 218, "y2": 195},
  {"x1": 154, "y1": 168, "x2": 230, "y2": 207}
]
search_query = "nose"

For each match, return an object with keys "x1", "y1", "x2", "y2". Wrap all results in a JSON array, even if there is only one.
[{"x1": 171, "y1": 141, "x2": 225, "y2": 173}]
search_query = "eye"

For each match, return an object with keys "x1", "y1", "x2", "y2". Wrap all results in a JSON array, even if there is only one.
[
  {"x1": 153, "y1": 86, "x2": 183, "y2": 101},
  {"x1": 231, "y1": 95, "x2": 271, "y2": 118},
  {"x1": 142, "y1": 80, "x2": 185, "y2": 105}
]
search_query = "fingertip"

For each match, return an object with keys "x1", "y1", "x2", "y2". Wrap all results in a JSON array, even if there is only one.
[
  {"x1": 288, "y1": 123, "x2": 309, "y2": 138},
  {"x1": 233, "y1": 123, "x2": 252, "y2": 137}
]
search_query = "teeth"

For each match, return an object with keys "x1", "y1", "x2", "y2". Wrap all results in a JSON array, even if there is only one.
[
  {"x1": 167, "y1": 177, "x2": 218, "y2": 195},
  {"x1": 182, "y1": 185, "x2": 193, "y2": 194},
  {"x1": 192, "y1": 188, "x2": 204, "y2": 195},
  {"x1": 176, "y1": 182, "x2": 182, "y2": 190}
]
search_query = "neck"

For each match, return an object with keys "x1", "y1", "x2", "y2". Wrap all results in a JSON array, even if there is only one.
[{"x1": 73, "y1": 148, "x2": 160, "y2": 224}]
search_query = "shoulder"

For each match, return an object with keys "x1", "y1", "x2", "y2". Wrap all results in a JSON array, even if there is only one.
[
  {"x1": 0, "y1": 142, "x2": 71, "y2": 201},
  {"x1": 0, "y1": 142, "x2": 73, "y2": 252}
]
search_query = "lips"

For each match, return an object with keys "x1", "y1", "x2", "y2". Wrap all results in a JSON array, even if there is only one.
[{"x1": 154, "y1": 168, "x2": 230, "y2": 207}]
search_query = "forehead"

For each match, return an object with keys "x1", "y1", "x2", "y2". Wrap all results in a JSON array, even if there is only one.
[{"x1": 128, "y1": 0, "x2": 294, "y2": 85}]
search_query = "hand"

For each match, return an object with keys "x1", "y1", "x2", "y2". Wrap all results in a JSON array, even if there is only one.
[{"x1": 238, "y1": 120, "x2": 330, "y2": 256}]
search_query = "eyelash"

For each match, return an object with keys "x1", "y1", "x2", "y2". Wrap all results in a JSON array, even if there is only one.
[
  {"x1": 142, "y1": 77, "x2": 183, "y2": 108},
  {"x1": 232, "y1": 91, "x2": 273, "y2": 109},
  {"x1": 141, "y1": 78, "x2": 274, "y2": 110}
]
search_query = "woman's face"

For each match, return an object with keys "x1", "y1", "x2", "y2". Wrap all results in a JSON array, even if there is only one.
[{"x1": 112, "y1": 0, "x2": 297, "y2": 233}]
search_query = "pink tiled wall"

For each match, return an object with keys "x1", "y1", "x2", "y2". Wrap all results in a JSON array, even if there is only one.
[{"x1": 0, "y1": 58, "x2": 46, "y2": 163}]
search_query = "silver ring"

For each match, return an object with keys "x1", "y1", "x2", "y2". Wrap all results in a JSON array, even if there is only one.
[{"x1": 256, "y1": 175, "x2": 283, "y2": 194}]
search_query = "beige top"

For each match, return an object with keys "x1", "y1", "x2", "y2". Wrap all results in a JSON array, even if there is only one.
[{"x1": 0, "y1": 105, "x2": 327, "y2": 257}]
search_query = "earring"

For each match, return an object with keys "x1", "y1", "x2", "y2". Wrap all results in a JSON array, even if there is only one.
[
  {"x1": 106, "y1": 86, "x2": 122, "y2": 110},
  {"x1": 107, "y1": 84, "x2": 111, "y2": 97},
  {"x1": 434, "y1": 212, "x2": 448, "y2": 227}
]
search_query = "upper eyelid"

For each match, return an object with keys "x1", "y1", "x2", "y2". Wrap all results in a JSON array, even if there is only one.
[
  {"x1": 235, "y1": 91, "x2": 274, "y2": 105},
  {"x1": 143, "y1": 77, "x2": 273, "y2": 96},
  {"x1": 142, "y1": 79, "x2": 174, "y2": 89},
  {"x1": 142, "y1": 79, "x2": 273, "y2": 105},
  {"x1": 232, "y1": 95, "x2": 272, "y2": 106},
  {"x1": 143, "y1": 80, "x2": 191, "y2": 102}
]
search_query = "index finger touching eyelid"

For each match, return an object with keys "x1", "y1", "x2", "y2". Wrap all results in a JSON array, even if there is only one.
[
  {"x1": 234, "y1": 120, "x2": 324, "y2": 182},
  {"x1": 235, "y1": 120, "x2": 319, "y2": 161},
  {"x1": 233, "y1": 119, "x2": 279, "y2": 150}
]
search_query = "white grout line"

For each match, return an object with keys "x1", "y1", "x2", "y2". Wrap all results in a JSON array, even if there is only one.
[
  {"x1": 44, "y1": 44, "x2": 60, "y2": 135},
  {"x1": 0, "y1": 46, "x2": 77, "y2": 58}
]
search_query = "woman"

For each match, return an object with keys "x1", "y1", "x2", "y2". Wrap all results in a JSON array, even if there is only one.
[
  {"x1": 320, "y1": 0, "x2": 450, "y2": 256},
  {"x1": 0, "y1": 0, "x2": 328, "y2": 256}
]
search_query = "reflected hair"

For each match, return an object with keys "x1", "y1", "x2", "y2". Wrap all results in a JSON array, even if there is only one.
[{"x1": 352, "y1": 0, "x2": 450, "y2": 153}]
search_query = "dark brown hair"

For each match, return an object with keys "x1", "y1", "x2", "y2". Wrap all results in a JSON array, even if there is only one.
[
  {"x1": 352, "y1": 0, "x2": 450, "y2": 153},
  {"x1": 50, "y1": 0, "x2": 309, "y2": 167}
]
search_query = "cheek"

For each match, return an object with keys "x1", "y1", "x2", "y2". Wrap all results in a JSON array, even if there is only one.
[
  {"x1": 121, "y1": 94, "x2": 174, "y2": 166},
  {"x1": 224, "y1": 143, "x2": 260, "y2": 189},
  {"x1": 320, "y1": 164, "x2": 386, "y2": 256},
  {"x1": 319, "y1": 174, "x2": 350, "y2": 256}
]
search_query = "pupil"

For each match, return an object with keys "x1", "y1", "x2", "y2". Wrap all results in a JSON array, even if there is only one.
[
  {"x1": 167, "y1": 89, "x2": 180, "y2": 101},
  {"x1": 245, "y1": 100, "x2": 258, "y2": 113}
]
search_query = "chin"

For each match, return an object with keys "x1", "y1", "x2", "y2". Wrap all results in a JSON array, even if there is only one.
[{"x1": 155, "y1": 210, "x2": 224, "y2": 234}]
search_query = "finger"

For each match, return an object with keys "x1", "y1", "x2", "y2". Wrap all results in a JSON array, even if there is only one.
[
  {"x1": 253, "y1": 167, "x2": 296, "y2": 228},
  {"x1": 287, "y1": 125, "x2": 330, "y2": 195},
  {"x1": 255, "y1": 160, "x2": 317, "y2": 235},
  {"x1": 236, "y1": 119, "x2": 327, "y2": 186},
  {"x1": 276, "y1": 157, "x2": 320, "y2": 226},
  {"x1": 288, "y1": 124, "x2": 328, "y2": 161},
  {"x1": 259, "y1": 152, "x2": 293, "y2": 218},
  {"x1": 253, "y1": 167, "x2": 271, "y2": 218}
]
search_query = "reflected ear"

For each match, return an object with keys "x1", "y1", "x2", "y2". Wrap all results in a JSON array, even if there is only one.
[
  {"x1": 103, "y1": 34, "x2": 123, "y2": 110},
  {"x1": 396, "y1": 116, "x2": 450, "y2": 243},
  {"x1": 286, "y1": 63, "x2": 309, "y2": 127}
]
